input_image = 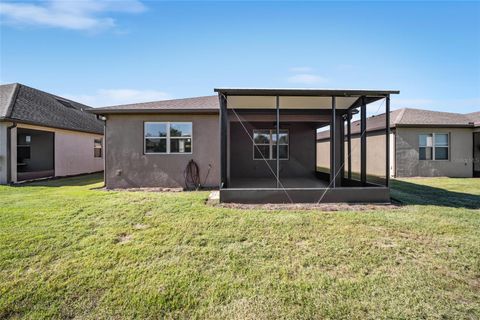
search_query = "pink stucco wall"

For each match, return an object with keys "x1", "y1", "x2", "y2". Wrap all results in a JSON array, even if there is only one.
[
  {"x1": 10, "y1": 123, "x2": 103, "y2": 181},
  {"x1": 54, "y1": 130, "x2": 104, "y2": 177}
]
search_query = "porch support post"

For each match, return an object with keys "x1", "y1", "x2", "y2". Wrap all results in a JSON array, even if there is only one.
[
  {"x1": 360, "y1": 96, "x2": 367, "y2": 186},
  {"x1": 330, "y1": 97, "x2": 345, "y2": 188},
  {"x1": 219, "y1": 94, "x2": 228, "y2": 188},
  {"x1": 276, "y1": 95, "x2": 280, "y2": 188},
  {"x1": 340, "y1": 113, "x2": 345, "y2": 182},
  {"x1": 385, "y1": 95, "x2": 390, "y2": 187},
  {"x1": 330, "y1": 97, "x2": 336, "y2": 187},
  {"x1": 347, "y1": 109, "x2": 352, "y2": 180}
]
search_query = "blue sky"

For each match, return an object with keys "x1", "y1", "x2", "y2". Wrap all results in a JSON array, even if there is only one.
[{"x1": 1, "y1": 1, "x2": 479, "y2": 114}]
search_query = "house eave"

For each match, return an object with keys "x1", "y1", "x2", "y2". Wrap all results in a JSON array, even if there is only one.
[
  {"x1": 395, "y1": 124, "x2": 474, "y2": 128},
  {"x1": 214, "y1": 87, "x2": 400, "y2": 97},
  {"x1": 1, "y1": 117, "x2": 104, "y2": 135},
  {"x1": 88, "y1": 109, "x2": 219, "y2": 115}
]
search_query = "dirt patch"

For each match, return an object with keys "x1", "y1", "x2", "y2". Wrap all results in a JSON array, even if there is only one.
[
  {"x1": 144, "y1": 211, "x2": 153, "y2": 217},
  {"x1": 133, "y1": 223, "x2": 149, "y2": 230},
  {"x1": 215, "y1": 202, "x2": 400, "y2": 211},
  {"x1": 115, "y1": 233, "x2": 132, "y2": 244}
]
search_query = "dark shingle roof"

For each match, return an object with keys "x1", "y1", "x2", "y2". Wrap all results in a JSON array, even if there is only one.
[
  {"x1": 0, "y1": 83, "x2": 103, "y2": 134},
  {"x1": 317, "y1": 108, "x2": 478, "y2": 140},
  {"x1": 89, "y1": 95, "x2": 219, "y2": 114}
]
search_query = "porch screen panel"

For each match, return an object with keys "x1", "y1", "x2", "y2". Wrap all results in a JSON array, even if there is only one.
[
  {"x1": 348, "y1": 109, "x2": 361, "y2": 182},
  {"x1": 365, "y1": 102, "x2": 387, "y2": 186},
  {"x1": 228, "y1": 108, "x2": 278, "y2": 188},
  {"x1": 278, "y1": 107, "x2": 322, "y2": 189},
  {"x1": 316, "y1": 126, "x2": 330, "y2": 175}
]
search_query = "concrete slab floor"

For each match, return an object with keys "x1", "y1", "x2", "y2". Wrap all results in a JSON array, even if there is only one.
[{"x1": 229, "y1": 177, "x2": 329, "y2": 188}]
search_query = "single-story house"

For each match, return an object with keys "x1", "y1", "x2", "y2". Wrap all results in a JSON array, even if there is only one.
[
  {"x1": 90, "y1": 88, "x2": 399, "y2": 203},
  {"x1": 317, "y1": 108, "x2": 480, "y2": 178},
  {"x1": 0, "y1": 83, "x2": 104, "y2": 184}
]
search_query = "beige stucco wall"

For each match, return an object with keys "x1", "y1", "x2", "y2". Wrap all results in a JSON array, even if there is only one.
[
  {"x1": 316, "y1": 132, "x2": 392, "y2": 178},
  {"x1": 349, "y1": 132, "x2": 387, "y2": 178},
  {"x1": 316, "y1": 139, "x2": 330, "y2": 173},
  {"x1": 318, "y1": 127, "x2": 474, "y2": 178},
  {"x1": 14, "y1": 123, "x2": 103, "y2": 181},
  {"x1": 395, "y1": 127, "x2": 473, "y2": 177},
  {"x1": 104, "y1": 113, "x2": 220, "y2": 189}
]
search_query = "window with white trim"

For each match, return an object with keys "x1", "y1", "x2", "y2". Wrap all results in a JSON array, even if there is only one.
[
  {"x1": 253, "y1": 129, "x2": 289, "y2": 160},
  {"x1": 419, "y1": 133, "x2": 449, "y2": 160},
  {"x1": 144, "y1": 122, "x2": 192, "y2": 154},
  {"x1": 94, "y1": 138, "x2": 102, "y2": 158}
]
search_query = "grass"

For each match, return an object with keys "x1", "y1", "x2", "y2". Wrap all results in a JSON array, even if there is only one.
[{"x1": 0, "y1": 174, "x2": 479, "y2": 319}]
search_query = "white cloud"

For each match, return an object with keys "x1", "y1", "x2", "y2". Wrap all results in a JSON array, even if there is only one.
[
  {"x1": 0, "y1": 0, "x2": 146, "y2": 31},
  {"x1": 65, "y1": 89, "x2": 171, "y2": 107},
  {"x1": 287, "y1": 73, "x2": 329, "y2": 85}
]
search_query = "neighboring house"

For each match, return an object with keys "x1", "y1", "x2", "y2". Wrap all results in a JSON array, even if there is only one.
[
  {"x1": 317, "y1": 108, "x2": 480, "y2": 178},
  {"x1": 90, "y1": 88, "x2": 399, "y2": 203},
  {"x1": 0, "y1": 83, "x2": 104, "y2": 184}
]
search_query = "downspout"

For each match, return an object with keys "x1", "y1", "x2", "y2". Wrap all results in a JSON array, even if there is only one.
[{"x1": 6, "y1": 122, "x2": 17, "y2": 184}]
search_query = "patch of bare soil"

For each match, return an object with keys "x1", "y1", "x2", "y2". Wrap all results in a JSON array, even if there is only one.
[
  {"x1": 144, "y1": 211, "x2": 153, "y2": 217},
  {"x1": 215, "y1": 202, "x2": 400, "y2": 211},
  {"x1": 115, "y1": 233, "x2": 132, "y2": 244},
  {"x1": 133, "y1": 223, "x2": 149, "y2": 230}
]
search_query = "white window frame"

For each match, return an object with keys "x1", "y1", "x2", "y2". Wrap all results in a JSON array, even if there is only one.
[
  {"x1": 144, "y1": 122, "x2": 193, "y2": 155},
  {"x1": 252, "y1": 129, "x2": 289, "y2": 160},
  {"x1": 94, "y1": 138, "x2": 103, "y2": 158},
  {"x1": 419, "y1": 133, "x2": 449, "y2": 161}
]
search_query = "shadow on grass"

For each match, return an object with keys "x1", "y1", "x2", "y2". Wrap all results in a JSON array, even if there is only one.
[
  {"x1": 391, "y1": 179, "x2": 480, "y2": 209},
  {"x1": 16, "y1": 172, "x2": 104, "y2": 188}
]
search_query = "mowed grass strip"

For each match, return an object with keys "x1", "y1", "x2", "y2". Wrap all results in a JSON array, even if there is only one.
[{"x1": 0, "y1": 174, "x2": 479, "y2": 319}]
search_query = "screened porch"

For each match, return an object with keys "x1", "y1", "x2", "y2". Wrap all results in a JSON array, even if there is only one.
[{"x1": 215, "y1": 88, "x2": 399, "y2": 203}]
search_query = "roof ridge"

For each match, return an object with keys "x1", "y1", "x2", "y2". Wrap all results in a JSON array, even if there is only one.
[
  {"x1": 4, "y1": 83, "x2": 20, "y2": 118},
  {"x1": 401, "y1": 107, "x2": 467, "y2": 116},
  {"x1": 393, "y1": 107, "x2": 407, "y2": 125},
  {"x1": 2, "y1": 83, "x2": 103, "y2": 134},
  {"x1": 100, "y1": 95, "x2": 217, "y2": 109},
  {"x1": 17, "y1": 83, "x2": 93, "y2": 109}
]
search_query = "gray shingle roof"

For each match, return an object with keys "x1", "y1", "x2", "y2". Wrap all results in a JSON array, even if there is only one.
[
  {"x1": 0, "y1": 83, "x2": 103, "y2": 134},
  {"x1": 467, "y1": 111, "x2": 480, "y2": 126},
  {"x1": 396, "y1": 108, "x2": 474, "y2": 126},
  {"x1": 89, "y1": 95, "x2": 219, "y2": 114},
  {"x1": 317, "y1": 108, "x2": 478, "y2": 140},
  {"x1": 0, "y1": 83, "x2": 18, "y2": 118}
]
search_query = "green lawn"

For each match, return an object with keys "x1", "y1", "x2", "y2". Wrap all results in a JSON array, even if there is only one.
[{"x1": 1, "y1": 175, "x2": 479, "y2": 319}]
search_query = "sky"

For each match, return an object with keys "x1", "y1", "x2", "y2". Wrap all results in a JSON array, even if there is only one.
[{"x1": 0, "y1": 0, "x2": 479, "y2": 114}]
